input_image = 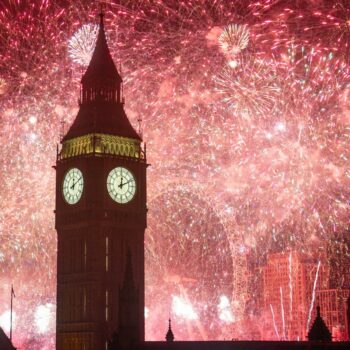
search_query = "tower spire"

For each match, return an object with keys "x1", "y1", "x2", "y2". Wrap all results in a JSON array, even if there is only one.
[
  {"x1": 166, "y1": 319, "x2": 175, "y2": 342},
  {"x1": 118, "y1": 248, "x2": 141, "y2": 347},
  {"x1": 62, "y1": 11, "x2": 141, "y2": 142},
  {"x1": 99, "y1": 3, "x2": 104, "y2": 27},
  {"x1": 55, "y1": 8, "x2": 147, "y2": 349},
  {"x1": 307, "y1": 305, "x2": 332, "y2": 341},
  {"x1": 81, "y1": 9, "x2": 122, "y2": 104}
]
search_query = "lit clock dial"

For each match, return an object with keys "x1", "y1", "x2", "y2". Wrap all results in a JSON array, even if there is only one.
[
  {"x1": 62, "y1": 168, "x2": 84, "y2": 204},
  {"x1": 107, "y1": 167, "x2": 136, "y2": 204}
]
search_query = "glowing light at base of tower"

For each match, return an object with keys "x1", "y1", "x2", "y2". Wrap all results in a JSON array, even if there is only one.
[
  {"x1": 0, "y1": 310, "x2": 16, "y2": 334},
  {"x1": 218, "y1": 296, "x2": 234, "y2": 323},
  {"x1": 172, "y1": 296, "x2": 198, "y2": 320},
  {"x1": 34, "y1": 304, "x2": 55, "y2": 334}
]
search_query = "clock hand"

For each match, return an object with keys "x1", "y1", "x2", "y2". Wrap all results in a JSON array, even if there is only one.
[
  {"x1": 118, "y1": 177, "x2": 124, "y2": 189},
  {"x1": 123, "y1": 179, "x2": 133, "y2": 186},
  {"x1": 70, "y1": 177, "x2": 82, "y2": 190},
  {"x1": 119, "y1": 178, "x2": 134, "y2": 188}
]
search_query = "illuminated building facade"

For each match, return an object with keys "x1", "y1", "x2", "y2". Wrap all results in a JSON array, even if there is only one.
[
  {"x1": 315, "y1": 289, "x2": 350, "y2": 341},
  {"x1": 55, "y1": 12, "x2": 147, "y2": 350},
  {"x1": 262, "y1": 251, "x2": 329, "y2": 340}
]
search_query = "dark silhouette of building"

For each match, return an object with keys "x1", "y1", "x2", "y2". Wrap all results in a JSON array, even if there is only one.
[
  {"x1": 54, "y1": 11, "x2": 350, "y2": 350},
  {"x1": 55, "y1": 11, "x2": 147, "y2": 350},
  {"x1": 315, "y1": 289, "x2": 349, "y2": 340},
  {"x1": 308, "y1": 306, "x2": 332, "y2": 341},
  {"x1": 165, "y1": 320, "x2": 174, "y2": 342},
  {"x1": 0, "y1": 327, "x2": 16, "y2": 350},
  {"x1": 262, "y1": 252, "x2": 329, "y2": 340},
  {"x1": 136, "y1": 340, "x2": 348, "y2": 350}
]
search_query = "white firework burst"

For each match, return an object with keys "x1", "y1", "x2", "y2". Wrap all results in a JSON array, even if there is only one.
[
  {"x1": 218, "y1": 23, "x2": 250, "y2": 56},
  {"x1": 68, "y1": 24, "x2": 99, "y2": 66}
]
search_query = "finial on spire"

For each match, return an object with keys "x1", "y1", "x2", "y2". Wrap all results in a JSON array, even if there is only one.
[
  {"x1": 99, "y1": 2, "x2": 105, "y2": 26},
  {"x1": 137, "y1": 115, "x2": 143, "y2": 137},
  {"x1": 166, "y1": 318, "x2": 174, "y2": 342},
  {"x1": 316, "y1": 305, "x2": 321, "y2": 317},
  {"x1": 60, "y1": 119, "x2": 66, "y2": 141}
]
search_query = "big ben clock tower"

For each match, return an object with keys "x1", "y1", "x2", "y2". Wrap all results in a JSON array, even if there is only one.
[{"x1": 55, "y1": 12, "x2": 146, "y2": 350}]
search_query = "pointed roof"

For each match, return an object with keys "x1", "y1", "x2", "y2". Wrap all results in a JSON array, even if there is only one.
[
  {"x1": 308, "y1": 306, "x2": 332, "y2": 342},
  {"x1": 166, "y1": 319, "x2": 175, "y2": 342},
  {"x1": 62, "y1": 103, "x2": 141, "y2": 141},
  {"x1": 82, "y1": 11, "x2": 121, "y2": 84}
]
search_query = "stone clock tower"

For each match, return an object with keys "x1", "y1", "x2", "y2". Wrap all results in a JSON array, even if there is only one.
[{"x1": 55, "y1": 13, "x2": 146, "y2": 350}]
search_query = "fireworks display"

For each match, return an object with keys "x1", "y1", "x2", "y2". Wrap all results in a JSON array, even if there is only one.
[
  {"x1": 218, "y1": 23, "x2": 250, "y2": 56},
  {"x1": 68, "y1": 24, "x2": 99, "y2": 66},
  {"x1": 0, "y1": 0, "x2": 349, "y2": 348}
]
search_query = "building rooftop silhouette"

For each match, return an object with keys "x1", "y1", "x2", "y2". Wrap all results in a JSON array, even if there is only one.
[
  {"x1": 308, "y1": 306, "x2": 332, "y2": 341},
  {"x1": 0, "y1": 327, "x2": 16, "y2": 350}
]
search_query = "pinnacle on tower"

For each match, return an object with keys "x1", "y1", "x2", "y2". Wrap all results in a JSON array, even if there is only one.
[
  {"x1": 165, "y1": 319, "x2": 175, "y2": 342},
  {"x1": 307, "y1": 306, "x2": 332, "y2": 341},
  {"x1": 81, "y1": 9, "x2": 122, "y2": 94},
  {"x1": 62, "y1": 12, "x2": 141, "y2": 141}
]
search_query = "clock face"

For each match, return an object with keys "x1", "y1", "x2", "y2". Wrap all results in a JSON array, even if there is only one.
[
  {"x1": 107, "y1": 167, "x2": 136, "y2": 204},
  {"x1": 62, "y1": 168, "x2": 84, "y2": 205}
]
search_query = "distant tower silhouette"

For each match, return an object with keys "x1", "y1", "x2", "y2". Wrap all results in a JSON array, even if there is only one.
[
  {"x1": 165, "y1": 319, "x2": 174, "y2": 342},
  {"x1": 55, "y1": 10, "x2": 147, "y2": 350},
  {"x1": 118, "y1": 249, "x2": 141, "y2": 349},
  {"x1": 308, "y1": 306, "x2": 332, "y2": 342}
]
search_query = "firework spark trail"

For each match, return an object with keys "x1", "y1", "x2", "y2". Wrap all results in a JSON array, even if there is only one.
[
  {"x1": 280, "y1": 287, "x2": 286, "y2": 340},
  {"x1": 214, "y1": 57, "x2": 282, "y2": 118},
  {"x1": 270, "y1": 304, "x2": 280, "y2": 340},
  {"x1": 306, "y1": 260, "x2": 321, "y2": 331}
]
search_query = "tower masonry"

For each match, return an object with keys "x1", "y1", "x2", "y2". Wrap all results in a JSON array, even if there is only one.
[{"x1": 55, "y1": 12, "x2": 147, "y2": 350}]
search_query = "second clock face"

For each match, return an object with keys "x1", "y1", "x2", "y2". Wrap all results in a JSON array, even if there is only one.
[
  {"x1": 62, "y1": 168, "x2": 84, "y2": 204},
  {"x1": 107, "y1": 167, "x2": 136, "y2": 204}
]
